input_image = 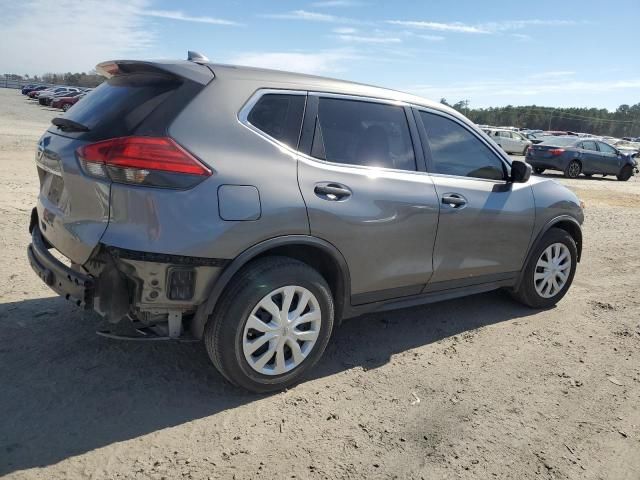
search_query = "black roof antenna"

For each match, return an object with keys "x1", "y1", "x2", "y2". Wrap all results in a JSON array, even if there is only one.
[{"x1": 187, "y1": 51, "x2": 209, "y2": 63}]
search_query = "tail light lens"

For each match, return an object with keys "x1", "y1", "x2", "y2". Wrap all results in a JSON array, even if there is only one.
[
  {"x1": 548, "y1": 148, "x2": 565, "y2": 156},
  {"x1": 77, "y1": 136, "x2": 212, "y2": 189}
]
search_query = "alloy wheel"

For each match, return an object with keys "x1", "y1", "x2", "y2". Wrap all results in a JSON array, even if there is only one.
[{"x1": 568, "y1": 161, "x2": 581, "y2": 178}]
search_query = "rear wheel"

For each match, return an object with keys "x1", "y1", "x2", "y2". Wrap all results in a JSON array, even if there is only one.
[
  {"x1": 62, "y1": 103, "x2": 71, "y2": 112},
  {"x1": 564, "y1": 160, "x2": 581, "y2": 179},
  {"x1": 533, "y1": 167, "x2": 545, "y2": 174},
  {"x1": 511, "y1": 228, "x2": 577, "y2": 309},
  {"x1": 617, "y1": 165, "x2": 633, "y2": 181},
  {"x1": 204, "y1": 256, "x2": 334, "y2": 393}
]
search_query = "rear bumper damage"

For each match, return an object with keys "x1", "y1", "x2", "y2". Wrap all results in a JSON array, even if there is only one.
[
  {"x1": 28, "y1": 226, "x2": 95, "y2": 309},
  {"x1": 28, "y1": 212, "x2": 227, "y2": 339}
]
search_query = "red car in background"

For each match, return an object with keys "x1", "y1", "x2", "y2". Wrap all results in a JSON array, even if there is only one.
[{"x1": 51, "y1": 92, "x2": 87, "y2": 111}]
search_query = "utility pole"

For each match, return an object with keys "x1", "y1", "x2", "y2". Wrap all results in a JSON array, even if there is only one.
[{"x1": 548, "y1": 111, "x2": 553, "y2": 130}]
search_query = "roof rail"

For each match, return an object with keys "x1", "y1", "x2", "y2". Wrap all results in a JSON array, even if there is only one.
[{"x1": 187, "y1": 51, "x2": 209, "y2": 63}]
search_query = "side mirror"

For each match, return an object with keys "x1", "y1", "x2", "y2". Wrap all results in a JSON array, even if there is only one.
[{"x1": 510, "y1": 160, "x2": 532, "y2": 183}]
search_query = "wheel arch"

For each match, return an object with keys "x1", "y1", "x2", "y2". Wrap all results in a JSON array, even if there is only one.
[
  {"x1": 191, "y1": 235, "x2": 351, "y2": 340},
  {"x1": 515, "y1": 215, "x2": 582, "y2": 291}
]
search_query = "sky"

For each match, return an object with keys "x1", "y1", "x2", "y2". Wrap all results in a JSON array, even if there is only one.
[{"x1": 1, "y1": 0, "x2": 638, "y2": 110}]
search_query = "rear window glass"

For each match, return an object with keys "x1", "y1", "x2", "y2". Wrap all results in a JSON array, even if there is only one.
[
  {"x1": 60, "y1": 74, "x2": 179, "y2": 140},
  {"x1": 540, "y1": 137, "x2": 578, "y2": 147},
  {"x1": 247, "y1": 94, "x2": 305, "y2": 148}
]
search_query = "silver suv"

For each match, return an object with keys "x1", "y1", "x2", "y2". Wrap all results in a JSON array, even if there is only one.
[{"x1": 28, "y1": 54, "x2": 584, "y2": 392}]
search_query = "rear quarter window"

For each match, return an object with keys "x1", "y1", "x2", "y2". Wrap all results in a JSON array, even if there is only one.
[{"x1": 247, "y1": 93, "x2": 306, "y2": 148}]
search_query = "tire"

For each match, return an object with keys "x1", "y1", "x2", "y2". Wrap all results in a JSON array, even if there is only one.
[
  {"x1": 62, "y1": 103, "x2": 71, "y2": 112},
  {"x1": 204, "y1": 256, "x2": 334, "y2": 393},
  {"x1": 511, "y1": 228, "x2": 577, "y2": 309},
  {"x1": 564, "y1": 160, "x2": 581, "y2": 178},
  {"x1": 617, "y1": 165, "x2": 633, "y2": 181},
  {"x1": 584, "y1": 173, "x2": 593, "y2": 178},
  {"x1": 533, "y1": 167, "x2": 545, "y2": 174}
]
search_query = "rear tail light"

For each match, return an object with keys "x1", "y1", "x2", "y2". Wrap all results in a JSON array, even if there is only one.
[
  {"x1": 76, "y1": 136, "x2": 212, "y2": 189},
  {"x1": 548, "y1": 148, "x2": 565, "y2": 156}
]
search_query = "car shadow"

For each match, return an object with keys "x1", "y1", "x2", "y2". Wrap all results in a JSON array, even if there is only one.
[
  {"x1": 534, "y1": 172, "x2": 619, "y2": 182},
  {"x1": 0, "y1": 291, "x2": 538, "y2": 475}
]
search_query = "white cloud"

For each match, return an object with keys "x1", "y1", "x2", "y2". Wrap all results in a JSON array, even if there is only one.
[
  {"x1": 227, "y1": 50, "x2": 359, "y2": 75},
  {"x1": 387, "y1": 18, "x2": 579, "y2": 35},
  {"x1": 336, "y1": 34, "x2": 401, "y2": 44},
  {"x1": 530, "y1": 71, "x2": 575, "y2": 79},
  {"x1": 264, "y1": 10, "x2": 344, "y2": 22},
  {"x1": 415, "y1": 34, "x2": 445, "y2": 41},
  {"x1": 387, "y1": 20, "x2": 489, "y2": 34},
  {"x1": 142, "y1": 10, "x2": 241, "y2": 26},
  {"x1": 0, "y1": 0, "x2": 154, "y2": 74},
  {"x1": 333, "y1": 27, "x2": 358, "y2": 34},
  {"x1": 408, "y1": 78, "x2": 640, "y2": 102},
  {"x1": 311, "y1": 0, "x2": 364, "y2": 6}
]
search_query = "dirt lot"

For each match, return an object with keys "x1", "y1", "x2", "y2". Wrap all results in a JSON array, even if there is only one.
[{"x1": 1, "y1": 88, "x2": 639, "y2": 480}]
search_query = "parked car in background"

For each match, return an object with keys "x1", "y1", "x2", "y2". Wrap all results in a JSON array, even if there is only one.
[
  {"x1": 485, "y1": 128, "x2": 532, "y2": 154},
  {"x1": 523, "y1": 132, "x2": 547, "y2": 144},
  {"x1": 42, "y1": 90, "x2": 83, "y2": 107},
  {"x1": 614, "y1": 140, "x2": 640, "y2": 157},
  {"x1": 28, "y1": 55, "x2": 585, "y2": 392},
  {"x1": 21, "y1": 84, "x2": 42, "y2": 94},
  {"x1": 526, "y1": 136, "x2": 638, "y2": 180},
  {"x1": 39, "y1": 87, "x2": 80, "y2": 106},
  {"x1": 52, "y1": 92, "x2": 86, "y2": 111},
  {"x1": 25, "y1": 85, "x2": 49, "y2": 97}
]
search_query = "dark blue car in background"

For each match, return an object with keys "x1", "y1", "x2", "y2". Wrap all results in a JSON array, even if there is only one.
[{"x1": 526, "y1": 136, "x2": 638, "y2": 180}]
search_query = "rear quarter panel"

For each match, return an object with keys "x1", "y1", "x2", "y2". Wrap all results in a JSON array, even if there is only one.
[{"x1": 101, "y1": 72, "x2": 309, "y2": 259}]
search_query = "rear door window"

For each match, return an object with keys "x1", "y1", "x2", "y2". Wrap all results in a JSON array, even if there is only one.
[
  {"x1": 582, "y1": 141, "x2": 598, "y2": 151},
  {"x1": 311, "y1": 97, "x2": 416, "y2": 171},
  {"x1": 247, "y1": 93, "x2": 306, "y2": 148},
  {"x1": 419, "y1": 111, "x2": 506, "y2": 181}
]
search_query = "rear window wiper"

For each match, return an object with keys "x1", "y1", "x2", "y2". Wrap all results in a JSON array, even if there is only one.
[{"x1": 51, "y1": 117, "x2": 90, "y2": 132}]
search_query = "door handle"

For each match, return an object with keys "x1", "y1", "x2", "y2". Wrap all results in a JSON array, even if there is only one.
[
  {"x1": 442, "y1": 194, "x2": 467, "y2": 208},
  {"x1": 314, "y1": 183, "x2": 352, "y2": 201}
]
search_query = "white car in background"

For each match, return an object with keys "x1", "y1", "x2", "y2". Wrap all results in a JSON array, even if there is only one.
[{"x1": 484, "y1": 128, "x2": 532, "y2": 155}]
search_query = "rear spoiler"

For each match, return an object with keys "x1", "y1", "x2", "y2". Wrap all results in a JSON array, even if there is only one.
[{"x1": 96, "y1": 59, "x2": 214, "y2": 86}]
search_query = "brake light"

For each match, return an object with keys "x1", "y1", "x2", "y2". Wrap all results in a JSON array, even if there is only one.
[
  {"x1": 548, "y1": 148, "x2": 565, "y2": 156},
  {"x1": 77, "y1": 136, "x2": 212, "y2": 189}
]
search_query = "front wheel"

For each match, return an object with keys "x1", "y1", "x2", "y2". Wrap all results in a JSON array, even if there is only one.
[
  {"x1": 511, "y1": 228, "x2": 577, "y2": 309},
  {"x1": 533, "y1": 167, "x2": 545, "y2": 174},
  {"x1": 617, "y1": 165, "x2": 633, "y2": 181},
  {"x1": 564, "y1": 160, "x2": 581, "y2": 178},
  {"x1": 62, "y1": 103, "x2": 71, "y2": 112},
  {"x1": 204, "y1": 256, "x2": 334, "y2": 393}
]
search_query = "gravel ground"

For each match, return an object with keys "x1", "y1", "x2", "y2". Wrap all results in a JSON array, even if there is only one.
[{"x1": 1, "y1": 89, "x2": 639, "y2": 480}]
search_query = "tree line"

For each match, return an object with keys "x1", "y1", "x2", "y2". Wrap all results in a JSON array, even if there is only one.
[
  {"x1": 5, "y1": 71, "x2": 105, "y2": 88},
  {"x1": 441, "y1": 99, "x2": 640, "y2": 138}
]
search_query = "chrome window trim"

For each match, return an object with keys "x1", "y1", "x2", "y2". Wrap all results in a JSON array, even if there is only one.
[
  {"x1": 412, "y1": 105, "x2": 512, "y2": 182},
  {"x1": 238, "y1": 88, "x2": 429, "y2": 177},
  {"x1": 308, "y1": 91, "x2": 409, "y2": 108},
  {"x1": 307, "y1": 91, "x2": 421, "y2": 174},
  {"x1": 237, "y1": 87, "x2": 512, "y2": 181},
  {"x1": 237, "y1": 88, "x2": 308, "y2": 155}
]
